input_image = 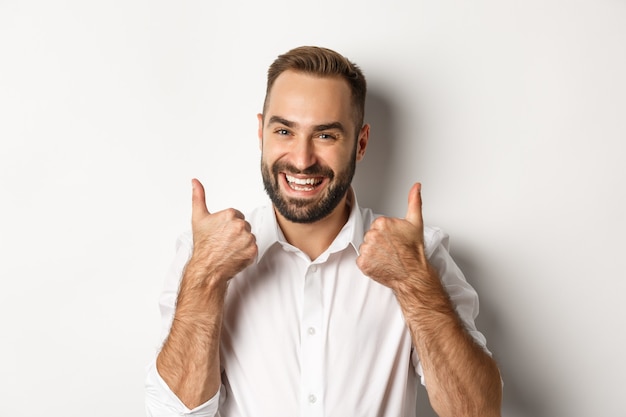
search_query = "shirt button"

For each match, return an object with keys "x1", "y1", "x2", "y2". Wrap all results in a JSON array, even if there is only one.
[
  {"x1": 310, "y1": 265, "x2": 318, "y2": 272},
  {"x1": 308, "y1": 394, "x2": 317, "y2": 403},
  {"x1": 308, "y1": 327, "x2": 316, "y2": 335}
]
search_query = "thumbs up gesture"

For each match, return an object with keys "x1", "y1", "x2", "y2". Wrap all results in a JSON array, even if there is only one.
[
  {"x1": 187, "y1": 179, "x2": 258, "y2": 286},
  {"x1": 357, "y1": 183, "x2": 432, "y2": 289}
]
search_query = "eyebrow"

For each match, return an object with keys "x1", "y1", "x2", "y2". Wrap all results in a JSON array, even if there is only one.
[
  {"x1": 313, "y1": 122, "x2": 345, "y2": 133},
  {"x1": 267, "y1": 116, "x2": 346, "y2": 133},
  {"x1": 268, "y1": 116, "x2": 296, "y2": 128}
]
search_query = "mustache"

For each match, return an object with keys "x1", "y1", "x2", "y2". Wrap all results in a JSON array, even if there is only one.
[{"x1": 272, "y1": 162, "x2": 335, "y2": 178}]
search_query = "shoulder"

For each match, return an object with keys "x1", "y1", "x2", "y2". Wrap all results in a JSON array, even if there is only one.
[
  {"x1": 175, "y1": 229, "x2": 193, "y2": 251},
  {"x1": 423, "y1": 225, "x2": 450, "y2": 257},
  {"x1": 244, "y1": 204, "x2": 274, "y2": 237},
  {"x1": 245, "y1": 204, "x2": 270, "y2": 224}
]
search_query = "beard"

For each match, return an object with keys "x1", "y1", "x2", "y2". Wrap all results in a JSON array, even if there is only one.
[{"x1": 261, "y1": 152, "x2": 356, "y2": 224}]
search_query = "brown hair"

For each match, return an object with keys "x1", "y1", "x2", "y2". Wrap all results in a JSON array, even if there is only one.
[{"x1": 263, "y1": 46, "x2": 367, "y2": 130}]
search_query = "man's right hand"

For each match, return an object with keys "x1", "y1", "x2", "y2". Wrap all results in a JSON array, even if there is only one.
[
  {"x1": 156, "y1": 178, "x2": 256, "y2": 408},
  {"x1": 188, "y1": 178, "x2": 258, "y2": 287}
]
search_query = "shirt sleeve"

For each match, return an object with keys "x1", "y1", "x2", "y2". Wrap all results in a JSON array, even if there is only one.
[
  {"x1": 145, "y1": 360, "x2": 221, "y2": 417},
  {"x1": 144, "y1": 231, "x2": 222, "y2": 416},
  {"x1": 412, "y1": 226, "x2": 491, "y2": 386}
]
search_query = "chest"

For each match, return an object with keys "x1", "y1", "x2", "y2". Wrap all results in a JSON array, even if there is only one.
[
  {"x1": 219, "y1": 248, "x2": 415, "y2": 416},
  {"x1": 223, "y1": 248, "x2": 408, "y2": 348}
]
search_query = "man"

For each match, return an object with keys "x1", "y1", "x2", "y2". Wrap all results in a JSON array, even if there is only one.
[{"x1": 145, "y1": 46, "x2": 502, "y2": 417}]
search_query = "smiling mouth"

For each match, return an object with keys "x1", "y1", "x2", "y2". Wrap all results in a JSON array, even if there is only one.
[{"x1": 284, "y1": 174, "x2": 324, "y2": 191}]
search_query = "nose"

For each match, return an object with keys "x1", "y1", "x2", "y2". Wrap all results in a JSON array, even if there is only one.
[{"x1": 290, "y1": 138, "x2": 316, "y2": 170}]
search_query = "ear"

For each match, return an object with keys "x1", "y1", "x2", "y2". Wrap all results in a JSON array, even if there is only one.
[
  {"x1": 355, "y1": 124, "x2": 370, "y2": 161},
  {"x1": 257, "y1": 113, "x2": 264, "y2": 150}
]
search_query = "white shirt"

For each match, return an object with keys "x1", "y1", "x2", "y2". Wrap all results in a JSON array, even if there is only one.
[{"x1": 145, "y1": 193, "x2": 489, "y2": 417}]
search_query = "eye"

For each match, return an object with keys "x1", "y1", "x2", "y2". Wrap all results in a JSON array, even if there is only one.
[
  {"x1": 317, "y1": 133, "x2": 336, "y2": 140},
  {"x1": 274, "y1": 128, "x2": 291, "y2": 136}
]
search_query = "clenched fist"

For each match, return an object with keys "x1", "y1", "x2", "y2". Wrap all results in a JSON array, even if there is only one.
[
  {"x1": 187, "y1": 178, "x2": 258, "y2": 286},
  {"x1": 357, "y1": 183, "x2": 434, "y2": 291}
]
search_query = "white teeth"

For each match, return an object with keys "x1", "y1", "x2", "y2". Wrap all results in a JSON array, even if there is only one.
[{"x1": 285, "y1": 175, "x2": 322, "y2": 186}]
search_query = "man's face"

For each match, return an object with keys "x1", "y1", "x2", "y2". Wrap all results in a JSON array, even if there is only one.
[{"x1": 259, "y1": 70, "x2": 368, "y2": 224}]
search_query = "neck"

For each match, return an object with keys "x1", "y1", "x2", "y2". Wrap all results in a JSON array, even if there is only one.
[{"x1": 275, "y1": 191, "x2": 353, "y2": 261}]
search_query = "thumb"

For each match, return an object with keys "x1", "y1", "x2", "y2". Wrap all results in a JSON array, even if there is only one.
[
  {"x1": 191, "y1": 178, "x2": 210, "y2": 223},
  {"x1": 405, "y1": 182, "x2": 423, "y2": 226}
]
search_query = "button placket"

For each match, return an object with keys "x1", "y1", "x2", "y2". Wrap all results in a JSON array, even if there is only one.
[{"x1": 301, "y1": 263, "x2": 323, "y2": 416}]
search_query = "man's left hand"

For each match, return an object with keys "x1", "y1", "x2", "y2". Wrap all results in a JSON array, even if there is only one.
[{"x1": 356, "y1": 183, "x2": 432, "y2": 290}]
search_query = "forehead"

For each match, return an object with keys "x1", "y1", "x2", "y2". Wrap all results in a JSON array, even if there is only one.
[{"x1": 265, "y1": 71, "x2": 354, "y2": 126}]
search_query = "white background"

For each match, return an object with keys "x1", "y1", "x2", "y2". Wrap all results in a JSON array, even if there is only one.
[{"x1": 1, "y1": 1, "x2": 625, "y2": 416}]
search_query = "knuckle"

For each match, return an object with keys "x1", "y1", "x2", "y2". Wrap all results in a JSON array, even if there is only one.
[
  {"x1": 373, "y1": 217, "x2": 391, "y2": 229},
  {"x1": 221, "y1": 208, "x2": 243, "y2": 220},
  {"x1": 224, "y1": 208, "x2": 238, "y2": 218},
  {"x1": 233, "y1": 219, "x2": 246, "y2": 232},
  {"x1": 365, "y1": 232, "x2": 380, "y2": 245}
]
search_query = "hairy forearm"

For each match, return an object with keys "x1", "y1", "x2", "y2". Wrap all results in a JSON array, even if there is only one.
[
  {"x1": 156, "y1": 262, "x2": 228, "y2": 409},
  {"x1": 395, "y1": 266, "x2": 502, "y2": 417}
]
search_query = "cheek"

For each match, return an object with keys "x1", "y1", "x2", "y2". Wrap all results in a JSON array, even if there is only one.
[
  {"x1": 261, "y1": 143, "x2": 280, "y2": 164},
  {"x1": 262, "y1": 137, "x2": 289, "y2": 159},
  {"x1": 263, "y1": 152, "x2": 284, "y2": 170},
  {"x1": 325, "y1": 150, "x2": 354, "y2": 172}
]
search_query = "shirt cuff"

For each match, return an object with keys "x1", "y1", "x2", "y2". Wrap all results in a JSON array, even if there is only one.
[{"x1": 145, "y1": 359, "x2": 220, "y2": 417}]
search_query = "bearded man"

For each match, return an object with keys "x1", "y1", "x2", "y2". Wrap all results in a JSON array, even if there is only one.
[{"x1": 145, "y1": 46, "x2": 502, "y2": 417}]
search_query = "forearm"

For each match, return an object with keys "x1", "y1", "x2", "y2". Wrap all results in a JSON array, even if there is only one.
[
  {"x1": 395, "y1": 266, "x2": 502, "y2": 417},
  {"x1": 156, "y1": 261, "x2": 228, "y2": 409}
]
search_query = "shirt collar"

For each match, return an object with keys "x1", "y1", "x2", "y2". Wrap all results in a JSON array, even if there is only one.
[{"x1": 255, "y1": 188, "x2": 365, "y2": 263}]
